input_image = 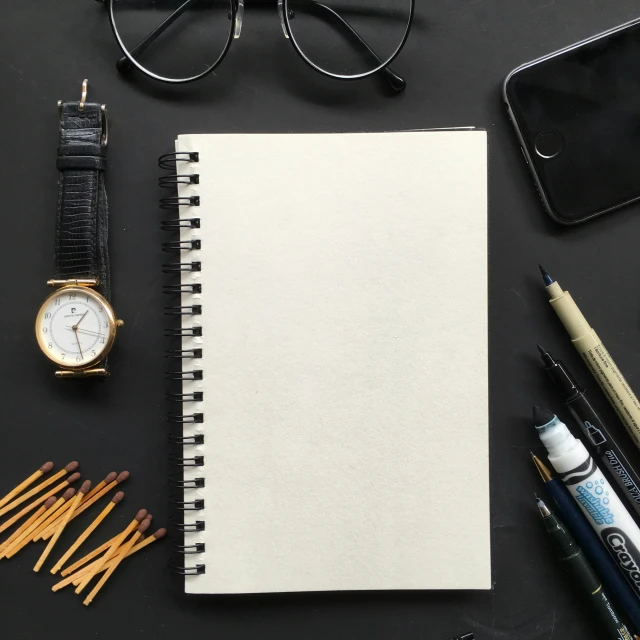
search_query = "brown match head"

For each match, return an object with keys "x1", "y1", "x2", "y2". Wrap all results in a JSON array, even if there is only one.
[
  {"x1": 137, "y1": 519, "x2": 151, "y2": 535},
  {"x1": 134, "y1": 509, "x2": 148, "y2": 522},
  {"x1": 64, "y1": 461, "x2": 79, "y2": 472},
  {"x1": 79, "y1": 480, "x2": 92, "y2": 495},
  {"x1": 40, "y1": 462, "x2": 54, "y2": 473},
  {"x1": 116, "y1": 471, "x2": 130, "y2": 484},
  {"x1": 153, "y1": 528, "x2": 167, "y2": 541},
  {"x1": 44, "y1": 497, "x2": 57, "y2": 509},
  {"x1": 104, "y1": 472, "x2": 117, "y2": 484},
  {"x1": 111, "y1": 491, "x2": 125, "y2": 504},
  {"x1": 145, "y1": 514, "x2": 153, "y2": 522},
  {"x1": 67, "y1": 472, "x2": 81, "y2": 484},
  {"x1": 62, "y1": 488, "x2": 76, "y2": 501}
]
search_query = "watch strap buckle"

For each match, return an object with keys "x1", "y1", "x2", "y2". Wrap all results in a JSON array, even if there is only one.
[{"x1": 57, "y1": 79, "x2": 108, "y2": 147}]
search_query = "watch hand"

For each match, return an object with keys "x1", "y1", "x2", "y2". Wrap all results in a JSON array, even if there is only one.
[
  {"x1": 65, "y1": 326, "x2": 104, "y2": 338},
  {"x1": 73, "y1": 327, "x2": 83, "y2": 359},
  {"x1": 76, "y1": 310, "x2": 89, "y2": 328}
]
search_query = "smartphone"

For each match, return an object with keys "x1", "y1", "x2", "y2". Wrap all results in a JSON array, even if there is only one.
[{"x1": 504, "y1": 18, "x2": 640, "y2": 224}]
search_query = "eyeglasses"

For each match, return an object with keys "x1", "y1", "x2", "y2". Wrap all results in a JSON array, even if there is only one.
[{"x1": 95, "y1": 0, "x2": 414, "y2": 92}]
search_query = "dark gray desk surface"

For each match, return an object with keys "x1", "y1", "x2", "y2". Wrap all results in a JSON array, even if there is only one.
[{"x1": 1, "y1": 1, "x2": 640, "y2": 638}]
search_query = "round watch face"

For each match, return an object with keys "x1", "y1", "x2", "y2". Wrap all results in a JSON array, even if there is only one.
[{"x1": 35, "y1": 287, "x2": 116, "y2": 368}]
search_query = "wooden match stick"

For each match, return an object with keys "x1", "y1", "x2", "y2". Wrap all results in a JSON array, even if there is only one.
[
  {"x1": 40, "y1": 471, "x2": 128, "y2": 541},
  {"x1": 28, "y1": 481, "x2": 82, "y2": 543},
  {"x1": 89, "y1": 528, "x2": 166, "y2": 578},
  {"x1": 0, "y1": 462, "x2": 54, "y2": 510},
  {"x1": 75, "y1": 508, "x2": 147, "y2": 594},
  {"x1": 81, "y1": 471, "x2": 116, "y2": 504},
  {"x1": 2, "y1": 496, "x2": 64, "y2": 559},
  {"x1": 34, "y1": 481, "x2": 91, "y2": 572},
  {"x1": 0, "y1": 461, "x2": 78, "y2": 518},
  {"x1": 54, "y1": 523, "x2": 161, "y2": 592},
  {"x1": 0, "y1": 499, "x2": 54, "y2": 557},
  {"x1": 0, "y1": 472, "x2": 81, "y2": 537},
  {"x1": 84, "y1": 518, "x2": 151, "y2": 606},
  {"x1": 50, "y1": 491, "x2": 124, "y2": 575},
  {"x1": 60, "y1": 533, "x2": 121, "y2": 577}
]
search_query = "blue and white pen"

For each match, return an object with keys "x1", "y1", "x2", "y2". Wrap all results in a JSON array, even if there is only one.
[{"x1": 534, "y1": 405, "x2": 640, "y2": 598}]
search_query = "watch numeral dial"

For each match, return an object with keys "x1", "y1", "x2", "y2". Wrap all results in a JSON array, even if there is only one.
[{"x1": 36, "y1": 287, "x2": 117, "y2": 368}]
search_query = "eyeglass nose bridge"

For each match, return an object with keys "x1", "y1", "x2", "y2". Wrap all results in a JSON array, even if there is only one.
[{"x1": 234, "y1": 0, "x2": 245, "y2": 39}]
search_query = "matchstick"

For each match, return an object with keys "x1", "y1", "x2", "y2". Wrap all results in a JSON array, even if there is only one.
[
  {"x1": 40, "y1": 471, "x2": 128, "y2": 541},
  {"x1": 0, "y1": 499, "x2": 54, "y2": 558},
  {"x1": 34, "y1": 481, "x2": 91, "y2": 572},
  {"x1": 81, "y1": 471, "x2": 117, "y2": 504},
  {"x1": 84, "y1": 518, "x2": 151, "y2": 606},
  {"x1": 28, "y1": 484, "x2": 82, "y2": 543},
  {"x1": 54, "y1": 522, "x2": 161, "y2": 592},
  {"x1": 0, "y1": 462, "x2": 54, "y2": 510},
  {"x1": 50, "y1": 491, "x2": 124, "y2": 575},
  {"x1": 88, "y1": 528, "x2": 166, "y2": 579},
  {"x1": 0, "y1": 462, "x2": 78, "y2": 518},
  {"x1": 2, "y1": 489, "x2": 76, "y2": 558},
  {"x1": 75, "y1": 509, "x2": 147, "y2": 594},
  {"x1": 59, "y1": 533, "x2": 121, "y2": 577},
  {"x1": 0, "y1": 472, "x2": 81, "y2": 536}
]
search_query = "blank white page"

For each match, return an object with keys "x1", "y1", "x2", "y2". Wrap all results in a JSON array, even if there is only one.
[{"x1": 175, "y1": 131, "x2": 489, "y2": 594}]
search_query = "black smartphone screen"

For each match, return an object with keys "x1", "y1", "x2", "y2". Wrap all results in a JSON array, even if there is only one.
[{"x1": 505, "y1": 20, "x2": 640, "y2": 223}]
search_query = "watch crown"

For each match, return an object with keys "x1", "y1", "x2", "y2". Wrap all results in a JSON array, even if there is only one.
[{"x1": 116, "y1": 319, "x2": 124, "y2": 328}]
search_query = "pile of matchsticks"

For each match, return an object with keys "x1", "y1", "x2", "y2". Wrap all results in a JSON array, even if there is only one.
[{"x1": 0, "y1": 461, "x2": 165, "y2": 606}]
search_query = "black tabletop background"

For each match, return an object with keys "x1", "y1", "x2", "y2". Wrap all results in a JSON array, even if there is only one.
[{"x1": 1, "y1": 1, "x2": 640, "y2": 638}]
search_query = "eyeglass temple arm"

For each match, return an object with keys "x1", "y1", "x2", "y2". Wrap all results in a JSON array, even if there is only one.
[
  {"x1": 300, "y1": 1, "x2": 405, "y2": 92},
  {"x1": 105, "y1": 0, "x2": 405, "y2": 91}
]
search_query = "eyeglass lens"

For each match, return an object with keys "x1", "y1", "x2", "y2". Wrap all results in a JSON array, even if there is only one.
[
  {"x1": 111, "y1": 0, "x2": 235, "y2": 83},
  {"x1": 286, "y1": 0, "x2": 412, "y2": 78},
  {"x1": 110, "y1": 0, "x2": 412, "y2": 83}
]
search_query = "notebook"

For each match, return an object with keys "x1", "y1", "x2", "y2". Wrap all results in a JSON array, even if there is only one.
[{"x1": 162, "y1": 130, "x2": 490, "y2": 594}]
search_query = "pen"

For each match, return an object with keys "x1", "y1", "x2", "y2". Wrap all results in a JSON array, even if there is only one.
[
  {"x1": 536, "y1": 497, "x2": 637, "y2": 639},
  {"x1": 538, "y1": 345, "x2": 640, "y2": 520},
  {"x1": 540, "y1": 266, "x2": 640, "y2": 451},
  {"x1": 532, "y1": 454, "x2": 640, "y2": 631},
  {"x1": 534, "y1": 406, "x2": 640, "y2": 598},
  {"x1": 446, "y1": 635, "x2": 474, "y2": 640}
]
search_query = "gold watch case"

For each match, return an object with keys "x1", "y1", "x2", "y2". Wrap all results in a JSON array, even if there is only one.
[{"x1": 35, "y1": 281, "x2": 123, "y2": 377}]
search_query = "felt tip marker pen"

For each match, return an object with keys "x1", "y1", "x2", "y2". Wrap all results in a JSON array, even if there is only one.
[
  {"x1": 540, "y1": 266, "x2": 640, "y2": 451},
  {"x1": 534, "y1": 406, "x2": 640, "y2": 598},
  {"x1": 537, "y1": 498, "x2": 636, "y2": 640},
  {"x1": 538, "y1": 345, "x2": 640, "y2": 521}
]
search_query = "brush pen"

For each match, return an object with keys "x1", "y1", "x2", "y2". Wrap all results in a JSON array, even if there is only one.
[
  {"x1": 536, "y1": 497, "x2": 637, "y2": 639},
  {"x1": 540, "y1": 266, "x2": 640, "y2": 451},
  {"x1": 532, "y1": 455, "x2": 640, "y2": 631},
  {"x1": 538, "y1": 345, "x2": 640, "y2": 520}
]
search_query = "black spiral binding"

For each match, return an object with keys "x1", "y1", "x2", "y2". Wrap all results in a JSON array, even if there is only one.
[{"x1": 161, "y1": 149, "x2": 206, "y2": 576}]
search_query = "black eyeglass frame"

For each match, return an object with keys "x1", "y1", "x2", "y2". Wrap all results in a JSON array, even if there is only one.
[{"x1": 97, "y1": 0, "x2": 415, "y2": 91}]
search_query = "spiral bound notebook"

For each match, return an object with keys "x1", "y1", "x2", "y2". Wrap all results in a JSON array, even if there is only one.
[{"x1": 161, "y1": 130, "x2": 490, "y2": 594}]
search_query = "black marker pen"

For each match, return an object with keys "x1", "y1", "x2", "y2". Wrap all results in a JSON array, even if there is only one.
[{"x1": 538, "y1": 345, "x2": 640, "y2": 520}]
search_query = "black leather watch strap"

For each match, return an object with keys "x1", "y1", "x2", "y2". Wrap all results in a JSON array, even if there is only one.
[{"x1": 55, "y1": 101, "x2": 110, "y2": 300}]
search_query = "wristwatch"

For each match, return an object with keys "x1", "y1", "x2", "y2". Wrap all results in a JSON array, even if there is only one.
[{"x1": 35, "y1": 81, "x2": 123, "y2": 378}]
